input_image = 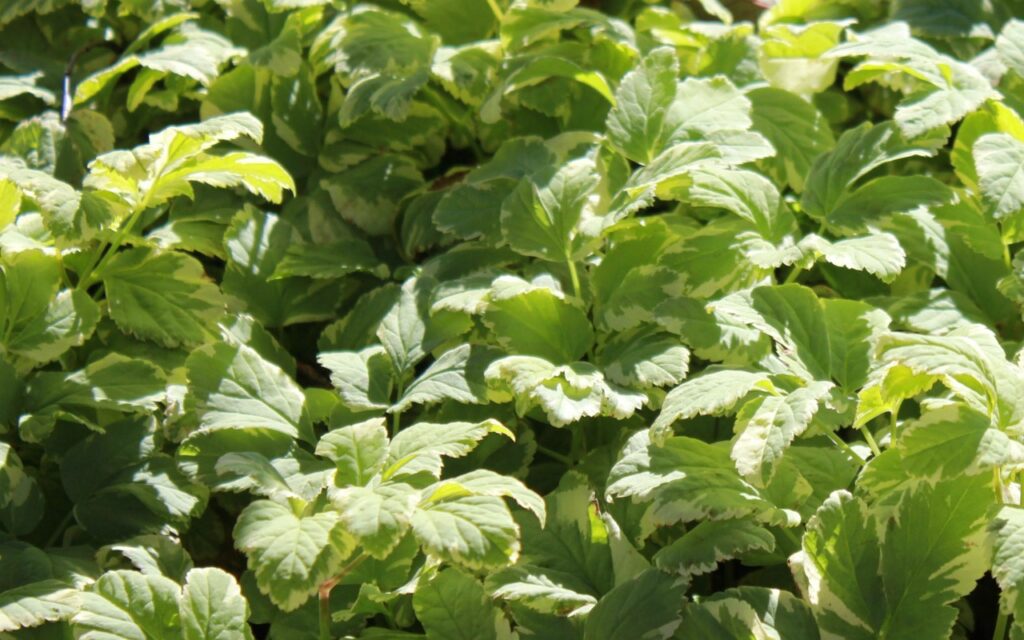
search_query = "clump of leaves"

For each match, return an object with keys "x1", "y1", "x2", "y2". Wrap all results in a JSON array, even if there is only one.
[{"x1": 4, "y1": 0, "x2": 1024, "y2": 638}]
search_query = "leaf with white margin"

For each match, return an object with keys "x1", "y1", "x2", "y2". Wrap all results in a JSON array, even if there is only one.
[
  {"x1": 606, "y1": 431, "x2": 798, "y2": 528},
  {"x1": 0, "y1": 580, "x2": 80, "y2": 633},
  {"x1": 187, "y1": 341, "x2": 312, "y2": 442},
  {"x1": 180, "y1": 567, "x2": 255, "y2": 640},
  {"x1": 489, "y1": 568, "x2": 597, "y2": 616},
  {"x1": 651, "y1": 368, "x2": 772, "y2": 444},
  {"x1": 411, "y1": 495, "x2": 520, "y2": 570},
  {"x1": 655, "y1": 519, "x2": 775, "y2": 578},
  {"x1": 486, "y1": 356, "x2": 646, "y2": 427},
  {"x1": 429, "y1": 469, "x2": 545, "y2": 526},
  {"x1": 331, "y1": 482, "x2": 419, "y2": 559},
  {"x1": 318, "y1": 346, "x2": 394, "y2": 412},
  {"x1": 316, "y1": 418, "x2": 389, "y2": 486},
  {"x1": 385, "y1": 420, "x2": 514, "y2": 480},
  {"x1": 731, "y1": 381, "x2": 834, "y2": 484},
  {"x1": 72, "y1": 570, "x2": 182, "y2": 640},
  {"x1": 413, "y1": 569, "x2": 504, "y2": 640},
  {"x1": 598, "y1": 329, "x2": 690, "y2": 390},
  {"x1": 391, "y1": 344, "x2": 494, "y2": 413},
  {"x1": 233, "y1": 500, "x2": 355, "y2": 611}
]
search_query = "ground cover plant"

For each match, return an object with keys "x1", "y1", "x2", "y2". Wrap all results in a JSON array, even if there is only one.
[{"x1": 5, "y1": 0, "x2": 1024, "y2": 637}]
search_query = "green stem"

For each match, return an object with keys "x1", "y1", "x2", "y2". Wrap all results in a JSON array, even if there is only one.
[
  {"x1": 484, "y1": 0, "x2": 504, "y2": 20},
  {"x1": 569, "y1": 424, "x2": 586, "y2": 462},
  {"x1": 77, "y1": 197, "x2": 150, "y2": 290},
  {"x1": 824, "y1": 430, "x2": 864, "y2": 464},
  {"x1": 860, "y1": 426, "x2": 882, "y2": 458},
  {"x1": 318, "y1": 587, "x2": 332, "y2": 640},
  {"x1": 536, "y1": 444, "x2": 574, "y2": 466},
  {"x1": 887, "y1": 401, "x2": 902, "y2": 445},
  {"x1": 779, "y1": 526, "x2": 801, "y2": 550},
  {"x1": 45, "y1": 509, "x2": 75, "y2": 548},
  {"x1": 994, "y1": 607, "x2": 1009, "y2": 640},
  {"x1": 55, "y1": 252, "x2": 72, "y2": 289},
  {"x1": 391, "y1": 378, "x2": 406, "y2": 433},
  {"x1": 566, "y1": 255, "x2": 582, "y2": 300},
  {"x1": 318, "y1": 553, "x2": 368, "y2": 640},
  {"x1": 782, "y1": 265, "x2": 803, "y2": 285}
]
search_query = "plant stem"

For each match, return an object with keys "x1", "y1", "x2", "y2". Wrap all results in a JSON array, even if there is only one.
[
  {"x1": 484, "y1": 0, "x2": 504, "y2": 20},
  {"x1": 779, "y1": 526, "x2": 802, "y2": 550},
  {"x1": 566, "y1": 255, "x2": 582, "y2": 300},
  {"x1": 994, "y1": 607, "x2": 1009, "y2": 640},
  {"x1": 318, "y1": 553, "x2": 368, "y2": 640},
  {"x1": 783, "y1": 265, "x2": 803, "y2": 285},
  {"x1": 391, "y1": 378, "x2": 406, "y2": 433},
  {"x1": 824, "y1": 430, "x2": 864, "y2": 464},
  {"x1": 888, "y1": 401, "x2": 902, "y2": 444},
  {"x1": 860, "y1": 426, "x2": 882, "y2": 457},
  {"x1": 45, "y1": 509, "x2": 75, "y2": 548},
  {"x1": 77, "y1": 199, "x2": 148, "y2": 290},
  {"x1": 318, "y1": 586, "x2": 332, "y2": 640},
  {"x1": 536, "y1": 444, "x2": 573, "y2": 466}
]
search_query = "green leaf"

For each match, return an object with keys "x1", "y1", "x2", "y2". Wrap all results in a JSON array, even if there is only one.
[
  {"x1": 0, "y1": 251, "x2": 99, "y2": 365},
  {"x1": 413, "y1": 569, "x2": 502, "y2": 640},
  {"x1": 319, "y1": 155, "x2": 424, "y2": 236},
  {"x1": 331, "y1": 483, "x2": 419, "y2": 559},
  {"x1": 802, "y1": 121, "x2": 943, "y2": 221},
  {"x1": 187, "y1": 341, "x2": 312, "y2": 442},
  {"x1": 889, "y1": 403, "x2": 1024, "y2": 479},
  {"x1": 411, "y1": 494, "x2": 520, "y2": 570},
  {"x1": 731, "y1": 381, "x2": 833, "y2": 484},
  {"x1": 872, "y1": 328, "x2": 999, "y2": 416},
  {"x1": 434, "y1": 138, "x2": 555, "y2": 243},
  {"x1": 158, "y1": 151, "x2": 295, "y2": 204},
  {"x1": 100, "y1": 248, "x2": 225, "y2": 348},
  {"x1": 746, "y1": 285, "x2": 890, "y2": 387},
  {"x1": 759, "y1": 21, "x2": 847, "y2": 95},
  {"x1": 233, "y1": 500, "x2": 354, "y2": 611},
  {"x1": 393, "y1": 345, "x2": 494, "y2": 413},
  {"x1": 974, "y1": 132, "x2": 1024, "y2": 221},
  {"x1": 991, "y1": 504, "x2": 1024, "y2": 637},
  {"x1": 582, "y1": 569, "x2": 686, "y2": 640},
  {"x1": 749, "y1": 87, "x2": 835, "y2": 192},
  {"x1": 385, "y1": 420, "x2": 513, "y2": 480},
  {"x1": 273, "y1": 238, "x2": 387, "y2": 280},
  {"x1": 500, "y1": 157, "x2": 601, "y2": 262},
  {"x1": 485, "y1": 356, "x2": 647, "y2": 427},
  {"x1": 86, "y1": 113, "x2": 292, "y2": 211},
  {"x1": 683, "y1": 168, "x2": 780, "y2": 235},
  {"x1": 25, "y1": 354, "x2": 166, "y2": 416},
  {"x1": 316, "y1": 418, "x2": 390, "y2": 486},
  {"x1": 607, "y1": 431, "x2": 796, "y2": 528},
  {"x1": 489, "y1": 568, "x2": 597, "y2": 616},
  {"x1": 318, "y1": 347, "x2": 394, "y2": 412},
  {"x1": 437, "y1": 469, "x2": 546, "y2": 526},
  {"x1": 655, "y1": 519, "x2": 775, "y2": 578},
  {"x1": 605, "y1": 47, "x2": 680, "y2": 164},
  {"x1": 180, "y1": 567, "x2": 255, "y2": 640},
  {"x1": 598, "y1": 329, "x2": 690, "y2": 390},
  {"x1": 214, "y1": 452, "x2": 300, "y2": 501},
  {"x1": 998, "y1": 19, "x2": 1024, "y2": 76},
  {"x1": 0, "y1": 179, "x2": 19, "y2": 231},
  {"x1": 483, "y1": 276, "x2": 593, "y2": 364},
  {"x1": 0, "y1": 580, "x2": 79, "y2": 633},
  {"x1": 802, "y1": 476, "x2": 994, "y2": 639},
  {"x1": 651, "y1": 369, "x2": 771, "y2": 443},
  {"x1": 72, "y1": 570, "x2": 182, "y2": 640},
  {"x1": 377, "y1": 277, "x2": 430, "y2": 378},
  {"x1": 0, "y1": 158, "x2": 81, "y2": 239}
]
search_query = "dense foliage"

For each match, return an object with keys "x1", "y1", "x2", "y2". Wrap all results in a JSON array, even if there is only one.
[{"x1": 5, "y1": 0, "x2": 1024, "y2": 637}]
